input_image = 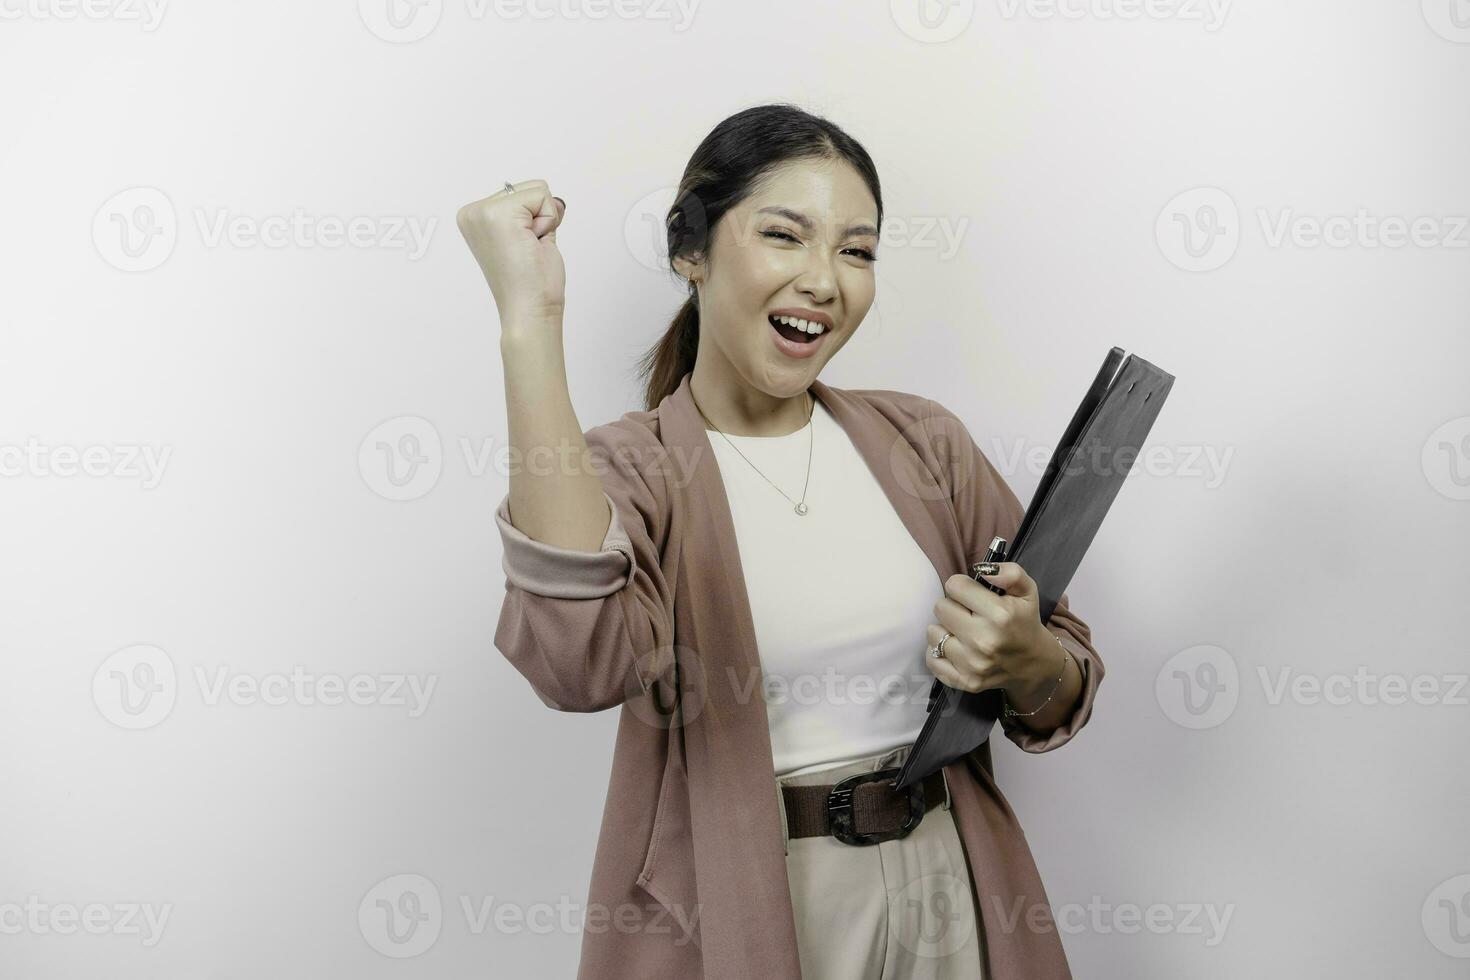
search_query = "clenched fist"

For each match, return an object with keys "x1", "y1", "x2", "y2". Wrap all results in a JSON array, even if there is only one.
[{"x1": 456, "y1": 178, "x2": 568, "y2": 328}]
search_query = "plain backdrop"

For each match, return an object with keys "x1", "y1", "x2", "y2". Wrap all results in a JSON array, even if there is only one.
[{"x1": 2, "y1": 1, "x2": 1468, "y2": 977}]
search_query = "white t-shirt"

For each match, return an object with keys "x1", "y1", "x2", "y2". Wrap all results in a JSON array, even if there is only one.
[{"x1": 704, "y1": 397, "x2": 942, "y2": 779}]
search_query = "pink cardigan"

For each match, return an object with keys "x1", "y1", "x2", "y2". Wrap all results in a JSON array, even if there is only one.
[{"x1": 493, "y1": 371, "x2": 1105, "y2": 980}]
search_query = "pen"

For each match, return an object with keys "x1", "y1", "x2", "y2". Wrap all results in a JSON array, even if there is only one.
[
  {"x1": 970, "y1": 535, "x2": 1009, "y2": 596},
  {"x1": 927, "y1": 534, "x2": 1013, "y2": 714}
]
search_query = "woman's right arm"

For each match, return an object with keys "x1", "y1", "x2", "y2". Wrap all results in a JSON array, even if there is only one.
[{"x1": 458, "y1": 179, "x2": 676, "y2": 712}]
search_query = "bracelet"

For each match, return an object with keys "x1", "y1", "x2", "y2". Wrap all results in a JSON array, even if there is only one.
[{"x1": 1002, "y1": 634, "x2": 1071, "y2": 719}]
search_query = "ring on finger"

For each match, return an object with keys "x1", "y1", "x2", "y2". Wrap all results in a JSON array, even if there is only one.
[{"x1": 928, "y1": 630, "x2": 955, "y2": 660}]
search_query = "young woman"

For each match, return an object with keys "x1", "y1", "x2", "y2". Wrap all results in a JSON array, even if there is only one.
[{"x1": 457, "y1": 103, "x2": 1103, "y2": 980}]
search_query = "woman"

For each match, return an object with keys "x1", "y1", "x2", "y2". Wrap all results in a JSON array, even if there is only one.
[{"x1": 457, "y1": 103, "x2": 1103, "y2": 980}]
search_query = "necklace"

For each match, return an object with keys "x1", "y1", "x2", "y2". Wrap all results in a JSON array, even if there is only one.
[{"x1": 692, "y1": 388, "x2": 815, "y2": 517}]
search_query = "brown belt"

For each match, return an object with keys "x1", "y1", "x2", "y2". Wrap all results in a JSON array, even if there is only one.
[{"x1": 782, "y1": 767, "x2": 949, "y2": 846}]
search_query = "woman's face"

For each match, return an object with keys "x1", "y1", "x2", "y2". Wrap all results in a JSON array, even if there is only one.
[{"x1": 677, "y1": 157, "x2": 879, "y2": 398}]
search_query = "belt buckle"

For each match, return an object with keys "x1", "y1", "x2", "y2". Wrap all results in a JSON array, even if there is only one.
[{"x1": 825, "y1": 766, "x2": 925, "y2": 846}]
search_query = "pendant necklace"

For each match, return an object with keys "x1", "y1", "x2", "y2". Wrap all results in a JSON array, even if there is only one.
[{"x1": 693, "y1": 388, "x2": 814, "y2": 517}]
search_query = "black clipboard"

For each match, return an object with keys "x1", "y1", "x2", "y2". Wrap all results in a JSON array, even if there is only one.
[{"x1": 892, "y1": 346, "x2": 1175, "y2": 790}]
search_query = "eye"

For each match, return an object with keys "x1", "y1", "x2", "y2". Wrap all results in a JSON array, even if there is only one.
[{"x1": 762, "y1": 229, "x2": 878, "y2": 262}]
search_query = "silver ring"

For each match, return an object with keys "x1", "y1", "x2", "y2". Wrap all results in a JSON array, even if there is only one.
[
  {"x1": 928, "y1": 631, "x2": 954, "y2": 660},
  {"x1": 502, "y1": 181, "x2": 516, "y2": 196}
]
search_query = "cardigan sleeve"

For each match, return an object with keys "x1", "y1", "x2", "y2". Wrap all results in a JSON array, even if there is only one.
[
  {"x1": 491, "y1": 419, "x2": 676, "y2": 713},
  {"x1": 922, "y1": 397, "x2": 1105, "y2": 754}
]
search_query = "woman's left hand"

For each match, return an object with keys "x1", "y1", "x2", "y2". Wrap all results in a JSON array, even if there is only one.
[{"x1": 925, "y1": 561, "x2": 1056, "y2": 702}]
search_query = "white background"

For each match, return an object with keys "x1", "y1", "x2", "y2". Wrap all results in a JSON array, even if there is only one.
[{"x1": 2, "y1": 0, "x2": 1468, "y2": 977}]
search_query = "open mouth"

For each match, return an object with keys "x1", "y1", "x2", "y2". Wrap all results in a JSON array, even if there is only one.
[{"x1": 768, "y1": 314, "x2": 826, "y2": 346}]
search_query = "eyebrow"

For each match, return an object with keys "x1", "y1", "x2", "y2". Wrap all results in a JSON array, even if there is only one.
[{"x1": 755, "y1": 206, "x2": 879, "y2": 239}]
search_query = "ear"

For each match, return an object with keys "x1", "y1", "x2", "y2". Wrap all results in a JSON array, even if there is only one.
[{"x1": 672, "y1": 252, "x2": 704, "y2": 282}]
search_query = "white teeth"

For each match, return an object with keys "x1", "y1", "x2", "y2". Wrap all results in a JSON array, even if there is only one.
[{"x1": 771, "y1": 314, "x2": 827, "y2": 335}]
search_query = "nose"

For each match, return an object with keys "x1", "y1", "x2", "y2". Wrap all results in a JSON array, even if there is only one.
[
  {"x1": 794, "y1": 250, "x2": 838, "y2": 306},
  {"x1": 799, "y1": 260, "x2": 834, "y2": 307}
]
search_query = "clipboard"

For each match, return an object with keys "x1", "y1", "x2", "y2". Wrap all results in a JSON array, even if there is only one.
[{"x1": 891, "y1": 346, "x2": 1175, "y2": 790}]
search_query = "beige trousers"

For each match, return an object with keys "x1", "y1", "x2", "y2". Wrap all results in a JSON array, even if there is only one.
[{"x1": 777, "y1": 745, "x2": 988, "y2": 980}]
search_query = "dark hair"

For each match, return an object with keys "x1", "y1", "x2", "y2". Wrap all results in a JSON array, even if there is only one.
[{"x1": 636, "y1": 103, "x2": 884, "y2": 412}]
